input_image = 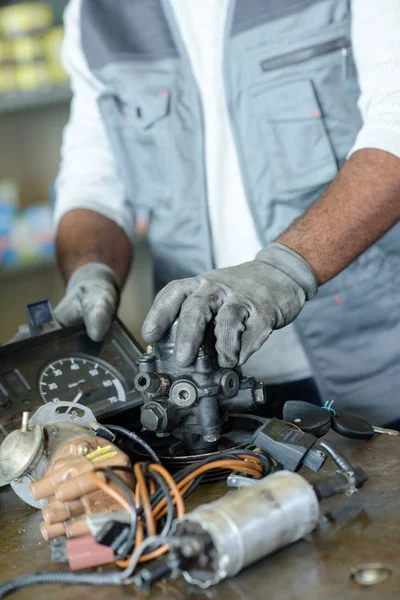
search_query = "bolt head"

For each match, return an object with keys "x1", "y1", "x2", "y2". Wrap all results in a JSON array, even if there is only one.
[{"x1": 141, "y1": 404, "x2": 166, "y2": 432}]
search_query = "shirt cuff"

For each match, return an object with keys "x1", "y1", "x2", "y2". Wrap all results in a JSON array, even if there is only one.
[{"x1": 349, "y1": 124, "x2": 400, "y2": 159}]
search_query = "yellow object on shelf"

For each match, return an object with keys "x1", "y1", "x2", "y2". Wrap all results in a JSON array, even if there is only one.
[
  {"x1": 0, "y1": 65, "x2": 17, "y2": 92},
  {"x1": 0, "y1": 37, "x2": 11, "y2": 64},
  {"x1": 11, "y1": 36, "x2": 45, "y2": 63},
  {"x1": 44, "y1": 26, "x2": 68, "y2": 84},
  {"x1": 0, "y1": 38, "x2": 16, "y2": 93},
  {"x1": 0, "y1": 3, "x2": 53, "y2": 39},
  {"x1": 15, "y1": 61, "x2": 50, "y2": 90}
]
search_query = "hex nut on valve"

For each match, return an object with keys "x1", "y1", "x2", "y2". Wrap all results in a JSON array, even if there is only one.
[{"x1": 141, "y1": 404, "x2": 167, "y2": 432}]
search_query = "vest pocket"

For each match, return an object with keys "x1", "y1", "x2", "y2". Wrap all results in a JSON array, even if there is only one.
[
  {"x1": 251, "y1": 79, "x2": 338, "y2": 194},
  {"x1": 98, "y1": 92, "x2": 171, "y2": 210}
]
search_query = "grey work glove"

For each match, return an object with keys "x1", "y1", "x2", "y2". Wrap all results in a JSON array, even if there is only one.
[
  {"x1": 54, "y1": 262, "x2": 120, "y2": 342},
  {"x1": 142, "y1": 243, "x2": 318, "y2": 368}
]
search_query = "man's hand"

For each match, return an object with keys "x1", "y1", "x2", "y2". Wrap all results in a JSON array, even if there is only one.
[
  {"x1": 54, "y1": 209, "x2": 132, "y2": 342},
  {"x1": 54, "y1": 262, "x2": 120, "y2": 342},
  {"x1": 142, "y1": 243, "x2": 318, "y2": 368}
]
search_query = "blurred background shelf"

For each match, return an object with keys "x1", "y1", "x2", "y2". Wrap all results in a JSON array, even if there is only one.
[
  {"x1": 0, "y1": 257, "x2": 55, "y2": 279},
  {"x1": 0, "y1": 1, "x2": 152, "y2": 346},
  {"x1": 0, "y1": 83, "x2": 71, "y2": 115}
]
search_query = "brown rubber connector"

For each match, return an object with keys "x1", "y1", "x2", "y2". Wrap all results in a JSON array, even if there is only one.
[
  {"x1": 55, "y1": 471, "x2": 106, "y2": 502},
  {"x1": 40, "y1": 515, "x2": 90, "y2": 541},
  {"x1": 42, "y1": 499, "x2": 84, "y2": 524},
  {"x1": 32, "y1": 432, "x2": 134, "y2": 542},
  {"x1": 40, "y1": 521, "x2": 66, "y2": 541},
  {"x1": 30, "y1": 457, "x2": 93, "y2": 500}
]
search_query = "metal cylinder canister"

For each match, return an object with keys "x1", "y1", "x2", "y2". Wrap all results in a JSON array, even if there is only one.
[{"x1": 175, "y1": 470, "x2": 319, "y2": 588}]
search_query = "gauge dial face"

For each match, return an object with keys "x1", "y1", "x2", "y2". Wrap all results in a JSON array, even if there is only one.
[{"x1": 39, "y1": 357, "x2": 126, "y2": 406}]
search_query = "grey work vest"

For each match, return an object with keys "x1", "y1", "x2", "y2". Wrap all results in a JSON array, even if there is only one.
[{"x1": 80, "y1": 0, "x2": 400, "y2": 424}]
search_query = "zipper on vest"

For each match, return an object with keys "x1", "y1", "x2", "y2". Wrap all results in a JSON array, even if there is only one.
[{"x1": 260, "y1": 37, "x2": 350, "y2": 78}]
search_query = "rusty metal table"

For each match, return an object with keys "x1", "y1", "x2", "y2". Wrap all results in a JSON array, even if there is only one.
[{"x1": 0, "y1": 432, "x2": 399, "y2": 599}]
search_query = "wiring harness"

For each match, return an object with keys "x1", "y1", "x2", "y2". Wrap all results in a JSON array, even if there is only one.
[
  {"x1": 0, "y1": 425, "x2": 368, "y2": 598},
  {"x1": 0, "y1": 448, "x2": 270, "y2": 599},
  {"x1": 92, "y1": 448, "x2": 269, "y2": 569}
]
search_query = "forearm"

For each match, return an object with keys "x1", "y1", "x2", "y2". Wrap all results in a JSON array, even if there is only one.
[
  {"x1": 56, "y1": 208, "x2": 133, "y2": 285},
  {"x1": 277, "y1": 148, "x2": 400, "y2": 284}
]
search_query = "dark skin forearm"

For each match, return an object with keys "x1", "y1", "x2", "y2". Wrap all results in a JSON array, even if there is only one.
[
  {"x1": 277, "y1": 148, "x2": 400, "y2": 284},
  {"x1": 56, "y1": 208, "x2": 133, "y2": 285}
]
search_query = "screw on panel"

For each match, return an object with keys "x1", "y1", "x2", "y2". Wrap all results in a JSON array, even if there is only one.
[{"x1": 77, "y1": 443, "x2": 90, "y2": 456}]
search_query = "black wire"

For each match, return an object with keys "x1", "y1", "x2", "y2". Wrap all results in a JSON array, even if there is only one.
[
  {"x1": 106, "y1": 449, "x2": 270, "y2": 518},
  {"x1": 0, "y1": 572, "x2": 124, "y2": 599},
  {"x1": 147, "y1": 449, "x2": 270, "y2": 510},
  {"x1": 104, "y1": 467, "x2": 137, "y2": 557},
  {"x1": 102, "y1": 465, "x2": 135, "y2": 475},
  {"x1": 148, "y1": 470, "x2": 175, "y2": 537},
  {"x1": 173, "y1": 448, "x2": 271, "y2": 484},
  {"x1": 0, "y1": 448, "x2": 269, "y2": 598},
  {"x1": 105, "y1": 424, "x2": 161, "y2": 464},
  {"x1": 135, "y1": 560, "x2": 180, "y2": 594},
  {"x1": 182, "y1": 474, "x2": 204, "y2": 498}
]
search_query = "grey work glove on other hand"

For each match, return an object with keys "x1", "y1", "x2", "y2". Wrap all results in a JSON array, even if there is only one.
[
  {"x1": 54, "y1": 262, "x2": 120, "y2": 342},
  {"x1": 142, "y1": 243, "x2": 318, "y2": 368}
]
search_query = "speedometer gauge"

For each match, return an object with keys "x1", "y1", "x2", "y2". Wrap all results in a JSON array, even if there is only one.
[{"x1": 39, "y1": 357, "x2": 126, "y2": 406}]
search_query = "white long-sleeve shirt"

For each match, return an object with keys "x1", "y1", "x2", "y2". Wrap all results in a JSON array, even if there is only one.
[{"x1": 55, "y1": 0, "x2": 400, "y2": 384}]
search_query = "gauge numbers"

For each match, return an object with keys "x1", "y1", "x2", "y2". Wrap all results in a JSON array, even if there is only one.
[{"x1": 39, "y1": 357, "x2": 126, "y2": 406}]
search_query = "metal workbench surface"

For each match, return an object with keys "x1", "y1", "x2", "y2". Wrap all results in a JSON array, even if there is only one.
[{"x1": 0, "y1": 431, "x2": 399, "y2": 599}]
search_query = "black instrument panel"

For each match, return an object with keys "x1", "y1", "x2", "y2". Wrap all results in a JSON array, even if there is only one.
[{"x1": 0, "y1": 318, "x2": 144, "y2": 438}]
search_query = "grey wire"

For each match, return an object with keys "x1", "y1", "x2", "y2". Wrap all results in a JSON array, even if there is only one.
[
  {"x1": 0, "y1": 572, "x2": 124, "y2": 599},
  {"x1": 104, "y1": 467, "x2": 137, "y2": 556},
  {"x1": 105, "y1": 424, "x2": 161, "y2": 464},
  {"x1": 121, "y1": 534, "x2": 170, "y2": 580},
  {"x1": 319, "y1": 441, "x2": 354, "y2": 472},
  {"x1": 149, "y1": 470, "x2": 175, "y2": 537}
]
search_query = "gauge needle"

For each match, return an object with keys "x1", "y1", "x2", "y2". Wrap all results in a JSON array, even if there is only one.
[
  {"x1": 68, "y1": 380, "x2": 85, "y2": 389},
  {"x1": 72, "y1": 391, "x2": 83, "y2": 403},
  {"x1": 65, "y1": 390, "x2": 84, "y2": 415}
]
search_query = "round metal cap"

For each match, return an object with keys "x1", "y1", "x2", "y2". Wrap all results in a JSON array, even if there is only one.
[
  {"x1": 171, "y1": 381, "x2": 197, "y2": 407},
  {"x1": 0, "y1": 424, "x2": 43, "y2": 482},
  {"x1": 220, "y1": 370, "x2": 240, "y2": 397}
]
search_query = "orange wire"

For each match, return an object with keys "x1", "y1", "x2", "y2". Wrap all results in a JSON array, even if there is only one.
[
  {"x1": 237, "y1": 454, "x2": 264, "y2": 473},
  {"x1": 138, "y1": 544, "x2": 171, "y2": 562},
  {"x1": 150, "y1": 459, "x2": 260, "y2": 518},
  {"x1": 89, "y1": 455, "x2": 264, "y2": 570},
  {"x1": 88, "y1": 472, "x2": 131, "y2": 512},
  {"x1": 148, "y1": 464, "x2": 185, "y2": 519},
  {"x1": 134, "y1": 483, "x2": 144, "y2": 546},
  {"x1": 134, "y1": 463, "x2": 156, "y2": 537},
  {"x1": 177, "y1": 459, "x2": 262, "y2": 490},
  {"x1": 116, "y1": 544, "x2": 171, "y2": 568}
]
